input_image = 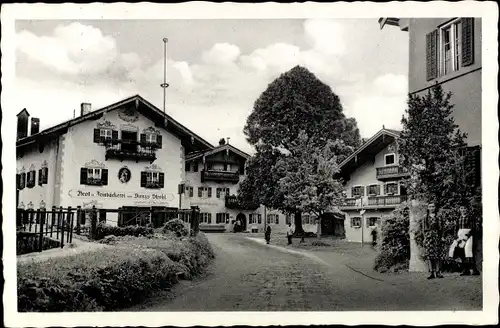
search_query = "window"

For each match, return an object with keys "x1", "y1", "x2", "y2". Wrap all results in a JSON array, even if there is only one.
[
  {"x1": 200, "y1": 213, "x2": 212, "y2": 224},
  {"x1": 26, "y1": 170, "x2": 36, "y2": 188},
  {"x1": 198, "y1": 187, "x2": 212, "y2": 198},
  {"x1": 223, "y1": 163, "x2": 231, "y2": 172},
  {"x1": 351, "y1": 186, "x2": 364, "y2": 198},
  {"x1": 351, "y1": 217, "x2": 361, "y2": 228},
  {"x1": 216, "y1": 213, "x2": 229, "y2": 224},
  {"x1": 440, "y1": 19, "x2": 462, "y2": 76},
  {"x1": 140, "y1": 171, "x2": 164, "y2": 189},
  {"x1": 145, "y1": 133, "x2": 157, "y2": 144},
  {"x1": 80, "y1": 168, "x2": 109, "y2": 186},
  {"x1": 368, "y1": 184, "x2": 380, "y2": 196},
  {"x1": 216, "y1": 188, "x2": 230, "y2": 198},
  {"x1": 185, "y1": 163, "x2": 191, "y2": 172},
  {"x1": 267, "y1": 214, "x2": 279, "y2": 224},
  {"x1": 384, "y1": 183, "x2": 398, "y2": 195},
  {"x1": 100, "y1": 129, "x2": 112, "y2": 141},
  {"x1": 186, "y1": 186, "x2": 194, "y2": 198},
  {"x1": 249, "y1": 213, "x2": 261, "y2": 225},
  {"x1": 38, "y1": 167, "x2": 49, "y2": 186},
  {"x1": 384, "y1": 153, "x2": 395, "y2": 166},
  {"x1": 367, "y1": 217, "x2": 379, "y2": 228},
  {"x1": 193, "y1": 163, "x2": 199, "y2": 172}
]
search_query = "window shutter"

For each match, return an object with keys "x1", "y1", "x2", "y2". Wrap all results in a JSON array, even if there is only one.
[
  {"x1": 351, "y1": 187, "x2": 355, "y2": 197},
  {"x1": 426, "y1": 29, "x2": 438, "y2": 81},
  {"x1": 101, "y1": 169, "x2": 108, "y2": 186},
  {"x1": 159, "y1": 172, "x2": 165, "y2": 188},
  {"x1": 112, "y1": 130, "x2": 119, "y2": 141},
  {"x1": 43, "y1": 167, "x2": 49, "y2": 184},
  {"x1": 38, "y1": 169, "x2": 43, "y2": 186},
  {"x1": 198, "y1": 187, "x2": 203, "y2": 197},
  {"x1": 276, "y1": 216, "x2": 279, "y2": 224},
  {"x1": 20, "y1": 173, "x2": 26, "y2": 189},
  {"x1": 189, "y1": 187, "x2": 193, "y2": 197},
  {"x1": 140, "y1": 171, "x2": 147, "y2": 187},
  {"x1": 94, "y1": 129, "x2": 101, "y2": 143},
  {"x1": 80, "y1": 168, "x2": 87, "y2": 185},
  {"x1": 226, "y1": 214, "x2": 229, "y2": 224},
  {"x1": 193, "y1": 163, "x2": 198, "y2": 172},
  {"x1": 462, "y1": 18, "x2": 474, "y2": 67},
  {"x1": 16, "y1": 174, "x2": 20, "y2": 189},
  {"x1": 350, "y1": 218, "x2": 353, "y2": 228},
  {"x1": 156, "y1": 135, "x2": 162, "y2": 149},
  {"x1": 207, "y1": 187, "x2": 212, "y2": 198},
  {"x1": 360, "y1": 186, "x2": 365, "y2": 197},
  {"x1": 140, "y1": 133, "x2": 147, "y2": 145},
  {"x1": 208, "y1": 213, "x2": 212, "y2": 224}
]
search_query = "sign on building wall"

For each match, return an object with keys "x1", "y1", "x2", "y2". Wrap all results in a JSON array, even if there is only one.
[{"x1": 68, "y1": 189, "x2": 175, "y2": 205}]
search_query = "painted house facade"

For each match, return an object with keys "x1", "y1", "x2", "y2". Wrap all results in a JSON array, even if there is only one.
[
  {"x1": 379, "y1": 17, "x2": 481, "y2": 190},
  {"x1": 338, "y1": 129, "x2": 409, "y2": 243},
  {"x1": 16, "y1": 95, "x2": 212, "y2": 226}
]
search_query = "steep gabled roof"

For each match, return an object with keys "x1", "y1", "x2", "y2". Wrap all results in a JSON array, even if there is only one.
[
  {"x1": 338, "y1": 128, "x2": 401, "y2": 179},
  {"x1": 185, "y1": 143, "x2": 250, "y2": 162},
  {"x1": 16, "y1": 95, "x2": 214, "y2": 152}
]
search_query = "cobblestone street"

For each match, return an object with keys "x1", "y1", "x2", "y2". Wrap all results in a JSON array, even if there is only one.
[{"x1": 129, "y1": 233, "x2": 482, "y2": 311}]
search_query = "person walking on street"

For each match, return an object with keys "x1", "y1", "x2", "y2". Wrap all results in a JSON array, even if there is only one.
[
  {"x1": 286, "y1": 223, "x2": 294, "y2": 245},
  {"x1": 265, "y1": 225, "x2": 272, "y2": 244}
]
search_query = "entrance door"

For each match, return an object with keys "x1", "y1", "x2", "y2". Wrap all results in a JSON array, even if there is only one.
[
  {"x1": 235, "y1": 213, "x2": 246, "y2": 232},
  {"x1": 121, "y1": 131, "x2": 138, "y2": 153}
]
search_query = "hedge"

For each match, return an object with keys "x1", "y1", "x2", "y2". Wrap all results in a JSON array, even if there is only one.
[
  {"x1": 162, "y1": 218, "x2": 190, "y2": 237},
  {"x1": 17, "y1": 233, "x2": 61, "y2": 255},
  {"x1": 18, "y1": 233, "x2": 215, "y2": 312},
  {"x1": 94, "y1": 223, "x2": 154, "y2": 240},
  {"x1": 374, "y1": 202, "x2": 410, "y2": 273}
]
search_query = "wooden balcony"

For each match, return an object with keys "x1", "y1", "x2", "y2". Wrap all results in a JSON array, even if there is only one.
[
  {"x1": 201, "y1": 170, "x2": 240, "y2": 184},
  {"x1": 376, "y1": 165, "x2": 410, "y2": 180},
  {"x1": 225, "y1": 195, "x2": 259, "y2": 210},
  {"x1": 105, "y1": 140, "x2": 156, "y2": 163},
  {"x1": 340, "y1": 195, "x2": 407, "y2": 210}
]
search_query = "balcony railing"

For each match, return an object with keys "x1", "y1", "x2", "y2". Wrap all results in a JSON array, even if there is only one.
[
  {"x1": 201, "y1": 170, "x2": 240, "y2": 184},
  {"x1": 341, "y1": 195, "x2": 407, "y2": 210},
  {"x1": 376, "y1": 165, "x2": 410, "y2": 180},
  {"x1": 105, "y1": 140, "x2": 156, "y2": 163},
  {"x1": 225, "y1": 195, "x2": 259, "y2": 210}
]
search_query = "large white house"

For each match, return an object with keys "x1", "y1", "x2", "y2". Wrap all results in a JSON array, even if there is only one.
[{"x1": 16, "y1": 95, "x2": 212, "y2": 226}]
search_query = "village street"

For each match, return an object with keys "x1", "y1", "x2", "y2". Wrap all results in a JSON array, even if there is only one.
[{"x1": 129, "y1": 233, "x2": 482, "y2": 312}]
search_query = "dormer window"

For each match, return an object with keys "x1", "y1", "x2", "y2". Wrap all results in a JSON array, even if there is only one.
[{"x1": 384, "y1": 153, "x2": 395, "y2": 166}]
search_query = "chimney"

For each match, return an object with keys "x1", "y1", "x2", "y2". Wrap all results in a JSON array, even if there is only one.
[
  {"x1": 17, "y1": 109, "x2": 30, "y2": 140},
  {"x1": 30, "y1": 117, "x2": 40, "y2": 135},
  {"x1": 81, "y1": 103, "x2": 92, "y2": 116}
]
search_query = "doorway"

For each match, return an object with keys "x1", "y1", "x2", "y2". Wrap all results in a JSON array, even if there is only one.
[
  {"x1": 121, "y1": 131, "x2": 138, "y2": 152},
  {"x1": 235, "y1": 213, "x2": 246, "y2": 232}
]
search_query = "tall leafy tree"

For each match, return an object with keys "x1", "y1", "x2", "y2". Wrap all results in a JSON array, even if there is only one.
[
  {"x1": 276, "y1": 131, "x2": 345, "y2": 237},
  {"x1": 240, "y1": 65, "x2": 360, "y2": 233},
  {"x1": 398, "y1": 84, "x2": 477, "y2": 271}
]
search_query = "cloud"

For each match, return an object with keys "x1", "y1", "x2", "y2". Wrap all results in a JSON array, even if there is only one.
[{"x1": 15, "y1": 19, "x2": 408, "y2": 154}]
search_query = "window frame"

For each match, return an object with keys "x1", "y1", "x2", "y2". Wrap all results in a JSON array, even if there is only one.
[
  {"x1": 439, "y1": 18, "x2": 463, "y2": 77},
  {"x1": 351, "y1": 217, "x2": 362, "y2": 228},
  {"x1": 368, "y1": 184, "x2": 379, "y2": 196},
  {"x1": 351, "y1": 185, "x2": 364, "y2": 198},
  {"x1": 87, "y1": 168, "x2": 102, "y2": 180},
  {"x1": 100, "y1": 128, "x2": 113, "y2": 141},
  {"x1": 384, "y1": 153, "x2": 396, "y2": 166},
  {"x1": 146, "y1": 171, "x2": 159, "y2": 184},
  {"x1": 384, "y1": 182, "x2": 399, "y2": 195}
]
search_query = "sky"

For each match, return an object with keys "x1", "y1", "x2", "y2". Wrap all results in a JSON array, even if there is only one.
[{"x1": 15, "y1": 19, "x2": 409, "y2": 154}]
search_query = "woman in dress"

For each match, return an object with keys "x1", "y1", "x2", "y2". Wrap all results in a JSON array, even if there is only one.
[
  {"x1": 422, "y1": 202, "x2": 444, "y2": 279},
  {"x1": 265, "y1": 225, "x2": 272, "y2": 244}
]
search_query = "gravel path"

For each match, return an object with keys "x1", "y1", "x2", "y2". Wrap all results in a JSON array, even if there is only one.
[{"x1": 129, "y1": 234, "x2": 482, "y2": 311}]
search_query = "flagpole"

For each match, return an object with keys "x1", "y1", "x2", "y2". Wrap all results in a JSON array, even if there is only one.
[{"x1": 160, "y1": 38, "x2": 169, "y2": 113}]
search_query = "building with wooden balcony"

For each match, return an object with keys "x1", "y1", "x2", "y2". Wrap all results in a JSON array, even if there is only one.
[
  {"x1": 16, "y1": 95, "x2": 213, "y2": 226},
  {"x1": 337, "y1": 128, "x2": 409, "y2": 243}
]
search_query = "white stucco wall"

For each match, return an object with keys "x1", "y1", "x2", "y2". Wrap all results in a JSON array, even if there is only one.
[
  {"x1": 17, "y1": 138, "x2": 61, "y2": 210},
  {"x1": 57, "y1": 109, "x2": 184, "y2": 225}
]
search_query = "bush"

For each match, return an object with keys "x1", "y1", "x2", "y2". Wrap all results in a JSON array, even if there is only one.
[
  {"x1": 17, "y1": 246, "x2": 179, "y2": 312},
  {"x1": 94, "y1": 223, "x2": 154, "y2": 240},
  {"x1": 162, "y1": 218, "x2": 189, "y2": 237},
  {"x1": 374, "y1": 202, "x2": 410, "y2": 273},
  {"x1": 17, "y1": 233, "x2": 61, "y2": 255}
]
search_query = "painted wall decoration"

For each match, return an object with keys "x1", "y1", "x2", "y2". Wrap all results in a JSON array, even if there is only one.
[
  {"x1": 84, "y1": 159, "x2": 105, "y2": 168},
  {"x1": 97, "y1": 120, "x2": 117, "y2": 130},
  {"x1": 41, "y1": 160, "x2": 48, "y2": 168},
  {"x1": 143, "y1": 126, "x2": 161, "y2": 135},
  {"x1": 120, "y1": 123, "x2": 139, "y2": 132},
  {"x1": 118, "y1": 107, "x2": 139, "y2": 123},
  {"x1": 145, "y1": 163, "x2": 162, "y2": 172},
  {"x1": 118, "y1": 167, "x2": 131, "y2": 183}
]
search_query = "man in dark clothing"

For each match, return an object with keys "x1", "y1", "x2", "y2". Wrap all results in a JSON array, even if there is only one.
[{"x1": 265, "y1": 225, "x2": 272, "y2": 244}]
